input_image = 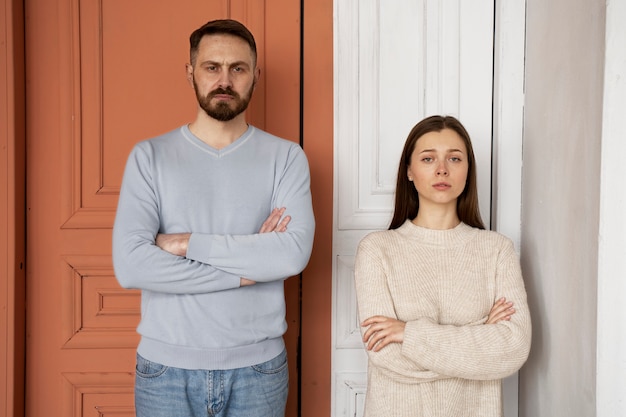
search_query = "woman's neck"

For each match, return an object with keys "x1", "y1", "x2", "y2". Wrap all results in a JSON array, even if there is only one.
[{"x1": 411, "y1": 204, "x2": 460, "y2": 230}]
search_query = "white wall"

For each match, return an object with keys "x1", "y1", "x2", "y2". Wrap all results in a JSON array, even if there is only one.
[
  {"x1": 519, "y1": 0, "x2": 626, "y2": 416},
  {"x1": 596, "y1": 0, "x2": 626, "y2": 414}
]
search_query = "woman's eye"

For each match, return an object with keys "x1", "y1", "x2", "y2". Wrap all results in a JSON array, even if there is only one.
[{"x1": 421, "y1": 157, "x2": 433, "y2": 163}]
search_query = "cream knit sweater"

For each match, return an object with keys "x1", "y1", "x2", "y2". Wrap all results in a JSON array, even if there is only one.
[{"x1": 354, "y1": 220, "x2": 531, "y2": 417}]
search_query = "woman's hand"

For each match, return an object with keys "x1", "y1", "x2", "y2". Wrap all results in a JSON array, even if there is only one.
[
  {"x1": 361, "y1": 316, "x2": 406, "y2": 352},
  {"x1": 486, "y1": 297, "x2": 515, "y2": 324}
]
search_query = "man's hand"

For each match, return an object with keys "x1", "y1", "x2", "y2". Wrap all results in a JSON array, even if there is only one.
[
  {"x1": 154, "y1": 208, "x2": 290, "y2": 258},
  {"x1": 240, "y1": 207, "x2": 291, "y2": 287},
  {"x1": 485, "y1": 297, "x2": 515, "y2": 324},
  {"x1": 155, "y1": 233, "x2": 191, "y2": 257},
  {"x1": 155, "y1": 208, "x2": 291, "y2": 286},
  {"x1": 259, "y1": 207, "x2": 291, "y2": 233}
]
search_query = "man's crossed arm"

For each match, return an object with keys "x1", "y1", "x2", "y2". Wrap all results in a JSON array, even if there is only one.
[{"x1": 155, "y1": 207, "x2": 291, "y2": 287}]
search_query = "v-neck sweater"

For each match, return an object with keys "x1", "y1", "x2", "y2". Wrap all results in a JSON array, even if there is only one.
[{"x1": 113, "y1": 125, "x2": 315, "y2": 370}]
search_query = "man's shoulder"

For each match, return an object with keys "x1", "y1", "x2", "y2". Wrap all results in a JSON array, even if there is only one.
[
  {"x1": 142, "y1": 126, "x2": 185, "y2": 145},
  {"x1": 250, "y1": 126, "x2": 298, "y2": 148},
  {"x1": 248, "y1": 126, "x2": 307, "y2": 164},
  {"x1": 128, "y1": 126, "x2": 187, "y2": 155}
]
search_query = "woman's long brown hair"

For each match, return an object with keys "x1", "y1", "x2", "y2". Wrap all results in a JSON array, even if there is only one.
[{"x1": 388, "y1": 115, "x2": 485, "y2": 230}]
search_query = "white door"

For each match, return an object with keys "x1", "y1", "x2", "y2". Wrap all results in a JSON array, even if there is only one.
[{"x1": 332, "y1": 1, "x2": 526, "y2": 416}]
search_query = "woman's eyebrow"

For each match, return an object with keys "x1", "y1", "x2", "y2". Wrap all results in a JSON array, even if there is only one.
[{"x1": 418, "y1": 148, "x2": 465, "y2": 153}]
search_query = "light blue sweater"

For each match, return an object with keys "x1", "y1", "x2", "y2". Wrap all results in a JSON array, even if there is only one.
[{"x1": 112, "y1": 124, "x2": 315, "y2": 370}]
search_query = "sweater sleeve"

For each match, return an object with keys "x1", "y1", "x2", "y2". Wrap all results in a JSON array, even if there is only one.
[
  {"x1": 354, "y1": 236, "x2": 449, "y2": 384},
  {"x1": 402, "y1": 238, "x2": 532, "y2": 380},
  {"x1": 184, "y1": 145, "x2": 315, "y2": 282},
  {"x1": 112, "y1": 144, "x2": 241, "y2": 294}
]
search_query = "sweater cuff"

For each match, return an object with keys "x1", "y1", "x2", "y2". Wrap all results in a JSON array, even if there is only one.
[
  {"x1": 186, "y1": 233, "x2": 212, "y2": 264},
  {"x1": 401, "y1": 317, "x2": 434, "y2": 364}
]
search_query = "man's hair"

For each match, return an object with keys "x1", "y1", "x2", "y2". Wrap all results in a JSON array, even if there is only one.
[
  {"x1": 189, "y1": 19, "x2": 257, "y2": 66},
  {"x1": 388, "y1": 115, "x2": 485, "y2": 230}
]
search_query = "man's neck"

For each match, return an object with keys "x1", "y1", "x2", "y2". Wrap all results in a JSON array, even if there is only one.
[{"x1": 188, "y1": 112, "x2": 249, "y2": 149}]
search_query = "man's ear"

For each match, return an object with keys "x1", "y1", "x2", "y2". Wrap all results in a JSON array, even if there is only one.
[
  {"x1": 253, "y1": 67, "x2": 261, "y2": 87},
  {"x1": 185, "y1": 63, "x2": 195, "y2": 88}
]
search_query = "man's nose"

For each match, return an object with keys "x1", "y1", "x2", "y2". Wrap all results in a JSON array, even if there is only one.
[{"x1": 217, "y1": 71, "x2": 233, "y2": 88}]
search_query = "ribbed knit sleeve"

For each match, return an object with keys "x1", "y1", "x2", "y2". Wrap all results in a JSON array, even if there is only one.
[
  {"x1": 402, "y1": 237, "x2": 531, "y2": 380},
  {"x1": 354, "y1": 221, "x2": 531, "y2": 385},
  {"x1": 355, "y1": 234, "x2": 449, "y2": 384}
]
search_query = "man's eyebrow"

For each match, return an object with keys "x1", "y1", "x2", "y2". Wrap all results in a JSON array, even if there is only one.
[{"x1": 199, "y1": 60, "x2": 250, "y2": 68}]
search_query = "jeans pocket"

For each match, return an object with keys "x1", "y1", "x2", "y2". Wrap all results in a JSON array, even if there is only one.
[
  {"x1": 251, "y1": 349, "x2": 288, "y2": 375},
  {"x1": 135, "y1": 353, "x2": 168, "y2": 378}
]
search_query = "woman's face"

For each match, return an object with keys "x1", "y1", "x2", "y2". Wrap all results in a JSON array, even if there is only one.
[{"x1": 407, "y1": 128, "x2": 469, "y2": 208}]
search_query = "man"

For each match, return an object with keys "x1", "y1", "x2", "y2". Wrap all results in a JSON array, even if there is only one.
[{"x1": 112, "y1": 19, "x2": 315, "y2": 417}]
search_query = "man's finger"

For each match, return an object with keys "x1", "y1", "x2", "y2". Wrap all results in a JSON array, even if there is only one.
[
  {"x1": 276, "y1": 215, "x2": 291, "y2": 232},
  {"x1": 259, "y1": 208, "x2": 284, "y2": 233}
]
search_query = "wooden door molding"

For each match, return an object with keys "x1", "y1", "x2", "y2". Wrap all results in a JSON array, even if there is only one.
[
  {"x1": 0, "y1": 0, "x2": 26, "y2": 416},
  {"x1": 60, "y1": 255, "x2": 140, "y2": 349}
]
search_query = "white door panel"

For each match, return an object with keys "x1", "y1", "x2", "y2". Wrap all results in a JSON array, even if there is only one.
[{"x1": 332, "y1": 1, "x2": 525, "y2": 416}]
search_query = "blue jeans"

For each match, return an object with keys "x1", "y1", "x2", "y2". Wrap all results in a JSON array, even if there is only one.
[{"x1": 134, "y1": 349, "x2": 289, "y2": 417}]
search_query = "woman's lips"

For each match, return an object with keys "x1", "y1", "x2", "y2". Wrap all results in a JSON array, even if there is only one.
[{"x1": 432, "y1": 182, "x2": 451, "y2": 190}]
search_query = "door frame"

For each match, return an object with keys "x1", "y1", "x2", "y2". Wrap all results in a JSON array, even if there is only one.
[
  {"x1": 329, "y1": 0, "x2": 526, "y2": 416},
  {"x1": 300, "y1": 0, "x2": 334, "y2": 415},
  {"x1": 1, "y1": 0, "x2": 26, "y2": 416}
]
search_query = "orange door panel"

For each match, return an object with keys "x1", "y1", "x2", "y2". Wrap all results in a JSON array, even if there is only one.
[{"x1": 25, "y1": 1, "x2": 301, "y2": 416}]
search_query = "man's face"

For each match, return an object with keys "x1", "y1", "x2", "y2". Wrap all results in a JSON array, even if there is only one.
[{"x1": 187, "y1": 34, "x2": 259, "y2": 121}]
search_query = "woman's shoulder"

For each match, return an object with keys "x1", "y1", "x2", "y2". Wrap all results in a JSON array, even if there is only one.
[
  {"x1": 357, "y1": 228, "x2": 401, "y2": 251},
  {"x1": 471, "y1": 227, "x2": 516, "y2": 250},
  {"x1": 359, "y1": 228, "x2": 397, "y2": 243}
]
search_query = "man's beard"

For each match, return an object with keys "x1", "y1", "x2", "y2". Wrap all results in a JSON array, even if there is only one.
[{"x1": 194, "y1": 80, "x2": 255, "y2": 122}]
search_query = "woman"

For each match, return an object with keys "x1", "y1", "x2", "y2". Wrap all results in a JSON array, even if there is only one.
[{"x1": 354, "y1": 115, "x2": 531, "y2": 417}]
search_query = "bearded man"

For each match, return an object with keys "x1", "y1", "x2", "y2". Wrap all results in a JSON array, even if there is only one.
[{"x1": 112, "y1": 19, "x2": 315, "y2": 417}]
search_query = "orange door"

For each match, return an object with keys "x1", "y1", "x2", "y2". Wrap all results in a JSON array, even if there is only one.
[{"x1": 25, "y1": 1, "x2": 304, "y2": 416}]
